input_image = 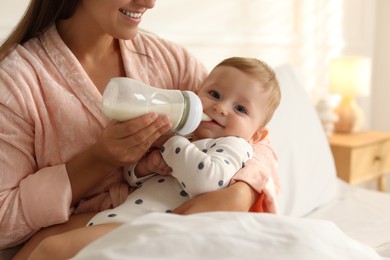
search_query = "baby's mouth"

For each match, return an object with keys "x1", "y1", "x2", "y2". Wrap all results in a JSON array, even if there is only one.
[{"x1": 208, "y1": 118, "x2": 223, "y2": 128}]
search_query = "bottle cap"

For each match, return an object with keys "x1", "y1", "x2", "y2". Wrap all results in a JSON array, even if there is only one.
[{"x1": 177, "y1": 91, "x2": 203, "y2": 135}]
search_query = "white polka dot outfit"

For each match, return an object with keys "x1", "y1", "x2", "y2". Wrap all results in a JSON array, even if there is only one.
[
  {"x1": 160, "y1": 136, "x2": 253, "y2": 198},
  {"x1": 87, "y1": 136, "x2": 253, "y2": 226}
]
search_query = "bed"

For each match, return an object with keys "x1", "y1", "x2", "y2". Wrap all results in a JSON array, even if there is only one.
[{"x1": 2, "y1": 65, "x2": 389, "y2": 259}]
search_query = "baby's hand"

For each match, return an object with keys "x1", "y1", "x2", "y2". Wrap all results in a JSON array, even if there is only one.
[{"x1": 148, "y1": 149, "x2": 172, "y2": 176}]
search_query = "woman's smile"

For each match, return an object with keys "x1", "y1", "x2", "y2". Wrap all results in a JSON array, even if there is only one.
[{"x1": 119, "y1": 8, "x2": 142, "y2": 21}]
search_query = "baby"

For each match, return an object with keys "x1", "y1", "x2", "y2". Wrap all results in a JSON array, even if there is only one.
[{"x1": 29, "y1": 56, "x2": 281, "y2": 259}]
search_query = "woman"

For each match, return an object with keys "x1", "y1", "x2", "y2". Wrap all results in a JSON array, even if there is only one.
[{"x1": 0, "y1": 0, "x2": 280, "y2": 254}]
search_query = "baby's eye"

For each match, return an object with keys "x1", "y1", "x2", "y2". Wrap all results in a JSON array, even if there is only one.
[
  {"x1": 209, "y1": 90, "x2": 220, "y2": 99},
  {"x1": 235, "y1": 105, "x2": 248, "y2": 114}
]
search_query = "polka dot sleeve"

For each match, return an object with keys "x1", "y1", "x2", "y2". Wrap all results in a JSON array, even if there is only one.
[{"x1": 160, "y1": 136, "x2": 253, "y2": 198}]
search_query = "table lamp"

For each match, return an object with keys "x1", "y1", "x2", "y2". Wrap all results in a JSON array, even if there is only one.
[{"x1": 329, "y1": 56, "x2": 371, "y2": 133}]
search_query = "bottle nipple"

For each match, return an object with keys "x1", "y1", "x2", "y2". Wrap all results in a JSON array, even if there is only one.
[{"x1": 201, "y1": 113, "x2": 212, "y2": 121}]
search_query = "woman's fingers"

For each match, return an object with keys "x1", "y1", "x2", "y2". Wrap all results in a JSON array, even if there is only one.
[
  {"x1": 140, "y1": 118, "x2": 171, "y2": 145},
  {"x1": 124, "y1": 113, "x2": 171, "y2": 148},
  {"x1": 111, "y1": 112, "x2": 162, "y2": 139},
  {"x1": 100, "y1": 113, "x2": 172, "y2": 165}
]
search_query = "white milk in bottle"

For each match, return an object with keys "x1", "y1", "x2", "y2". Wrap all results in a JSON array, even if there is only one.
[{"x1": 101, "y1": 77, "x2": 211, "y2": 135}]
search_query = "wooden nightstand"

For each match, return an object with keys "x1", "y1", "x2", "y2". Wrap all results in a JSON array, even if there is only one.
[{"x1": 329, "y1": 131, "x2": 390, "y2": 191}]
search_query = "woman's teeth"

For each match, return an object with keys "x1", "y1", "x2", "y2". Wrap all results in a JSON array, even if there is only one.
[{"x1": 119, "y1": 8, "x2": 142, "y2": 18}]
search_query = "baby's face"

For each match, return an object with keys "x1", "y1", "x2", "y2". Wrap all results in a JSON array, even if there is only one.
[{"x1": 194, "y1": 66, "x2": 269, "y2": 141}]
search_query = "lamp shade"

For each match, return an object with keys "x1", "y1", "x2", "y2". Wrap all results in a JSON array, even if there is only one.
[{"x1": 329, "y1": 56, "x2": 371, "y2": 97}]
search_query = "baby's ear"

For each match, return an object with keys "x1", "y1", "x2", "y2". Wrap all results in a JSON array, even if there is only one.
[{"x1": 251, "y1": 127, "x2": 268, "y2": 144}]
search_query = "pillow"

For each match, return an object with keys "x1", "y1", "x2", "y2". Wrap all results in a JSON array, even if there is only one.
[{"x1": 268, "y1": 64, "x2": 337, "y2": 217}]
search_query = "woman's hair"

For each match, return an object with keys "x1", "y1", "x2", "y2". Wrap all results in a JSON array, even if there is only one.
[
  {"x1": 0, "y1": 0, "x2": 79, "y2": 61},
  {"x1": 214, "y1": 57, "x2": 281, "y2": 126}
]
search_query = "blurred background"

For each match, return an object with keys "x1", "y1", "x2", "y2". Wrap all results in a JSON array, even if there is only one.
[{"x1": 1, "y1": 0, "x2": 389, "y2": 131}]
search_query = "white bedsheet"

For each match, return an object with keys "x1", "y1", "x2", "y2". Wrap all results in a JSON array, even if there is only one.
[
  {"x1": 307, "y1": 180, "x2": 390, "y2": 258},
  {"x1": 74, "y1": 211, "x2": 382, "y2": 260}
]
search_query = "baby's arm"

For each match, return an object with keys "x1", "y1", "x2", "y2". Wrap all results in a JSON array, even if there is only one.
[{"x1": 160, "y1": 136, "x2": 253, "y2": 198}]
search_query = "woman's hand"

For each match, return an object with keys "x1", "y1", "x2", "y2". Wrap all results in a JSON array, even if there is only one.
[
  {"x1": 92, "y1": 113, "x2": 172, "y2": 168},
  {"x1": 67, "y1": 112, "x2": 172, "y2": 204},
  {"x1": 172, "y1": 181, "x2": 258, "y2": 214}
]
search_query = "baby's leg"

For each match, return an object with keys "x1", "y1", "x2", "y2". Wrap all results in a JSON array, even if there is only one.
[
  {"x1": 13, "y1": 212, "x2": 95, "y2": 260},
  {"x1": 28, "y1": 223, "x2": 121, "y2": 260}
]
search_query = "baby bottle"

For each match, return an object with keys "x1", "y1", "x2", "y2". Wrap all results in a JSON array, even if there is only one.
[{"x1": 101, "y1": 77, "x2": 211, "y2": 135}]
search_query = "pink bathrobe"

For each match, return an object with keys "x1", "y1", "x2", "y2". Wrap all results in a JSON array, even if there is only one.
[{"x1": 0, "y1": 25, "x2": 280, "y2": 249}]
